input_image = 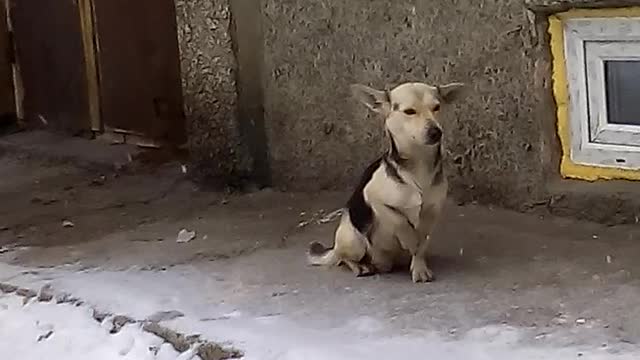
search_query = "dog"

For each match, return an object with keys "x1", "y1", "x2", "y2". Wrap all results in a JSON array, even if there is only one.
[{"x1": 308, "y1": 81, "x2": 465, "y2": 282}]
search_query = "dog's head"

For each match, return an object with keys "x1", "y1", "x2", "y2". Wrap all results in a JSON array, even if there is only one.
[{"x1": 351, "y1": 82, "x2": 465, "y2": 154}]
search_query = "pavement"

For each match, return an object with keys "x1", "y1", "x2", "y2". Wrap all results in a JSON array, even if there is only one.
[{"x1": 1, "y1": 132, "x2": 640, "y2": 359}]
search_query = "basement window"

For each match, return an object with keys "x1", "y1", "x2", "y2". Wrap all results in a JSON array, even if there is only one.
[{"x1": 563, "y1": 17, "x2": 640, "y2": 170}]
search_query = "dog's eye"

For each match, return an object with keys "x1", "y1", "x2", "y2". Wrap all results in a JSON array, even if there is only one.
[
  {"x1": 432, "y1": 104, "x2": 441, "y2": 112},
  {"x1": 403, "y1": 108, "x2": 417, "y2": 115}
]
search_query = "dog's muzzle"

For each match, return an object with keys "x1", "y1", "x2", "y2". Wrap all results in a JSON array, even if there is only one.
[{"x1": 425, "y1": 126, "x2": 442, "y2": 145}]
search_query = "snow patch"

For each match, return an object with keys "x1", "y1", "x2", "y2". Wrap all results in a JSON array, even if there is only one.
[{"x1": 0, "y1": 293, "x2": 192, "y2": 360}]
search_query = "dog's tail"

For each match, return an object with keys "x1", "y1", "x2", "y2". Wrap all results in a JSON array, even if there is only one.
[{"x1": 307, "y1": 241, "x2": 339, "y2": 266}]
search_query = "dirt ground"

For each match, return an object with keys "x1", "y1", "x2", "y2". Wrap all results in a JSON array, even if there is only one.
[{"x1": 1, "y1": 134, "x2": 640, "y2": 358}]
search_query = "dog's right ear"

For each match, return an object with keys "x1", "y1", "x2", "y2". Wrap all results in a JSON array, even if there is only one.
[{"x1": 350, "y1": 84, "x2": 390, "y2": 113}]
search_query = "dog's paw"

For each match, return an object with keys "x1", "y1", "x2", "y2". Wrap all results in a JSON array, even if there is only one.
[
  {"x1": 344, "y1": 260, "x2": 376, "y2": 277},
  {"x1": 410, "y1": 259, "x2": 434, "y2": 283}
]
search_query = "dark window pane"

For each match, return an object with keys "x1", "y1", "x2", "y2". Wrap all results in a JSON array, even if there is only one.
[{"x1": 605, "y1": 60, "x2": 640, "y2": 126}]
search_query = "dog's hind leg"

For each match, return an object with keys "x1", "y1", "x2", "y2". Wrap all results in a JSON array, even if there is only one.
[
  {"x1": 338, "y1": 214, "x2": 375, "y2": 276},
  {"x1": 309, "y1": 212, "x2": 372, "y2": 276}
]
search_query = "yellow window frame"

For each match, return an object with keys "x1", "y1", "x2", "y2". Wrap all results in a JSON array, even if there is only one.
[{"x1": 549, "y1": 7, "x2": 640, "y2": 181}]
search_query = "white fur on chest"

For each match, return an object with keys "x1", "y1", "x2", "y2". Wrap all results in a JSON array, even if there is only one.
[{"x1": 364, "y1": 164, "x2": 446, "y2": 229}]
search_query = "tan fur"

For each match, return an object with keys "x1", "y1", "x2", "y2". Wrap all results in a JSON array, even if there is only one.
[{"x1": 308, "y1": 81, "x2": 465, "y2": 283}]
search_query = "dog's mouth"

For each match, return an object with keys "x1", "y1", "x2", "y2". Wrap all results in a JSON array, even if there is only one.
[{"x1": 425, "y1": 126, "x2": 442, "y2": 145}]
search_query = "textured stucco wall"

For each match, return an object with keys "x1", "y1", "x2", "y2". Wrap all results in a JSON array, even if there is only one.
[
  {"x1": 262, "y1": 0, "x2": 552, "y2": 207},
  {"x1": 174, "y1": 0, "x2": 251, "y2": 184},
  {"x1": 174, "y1": 0, "x2": 639, "y2": 223}
]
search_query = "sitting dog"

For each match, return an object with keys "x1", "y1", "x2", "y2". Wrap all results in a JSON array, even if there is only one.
[{"x1": 308, "y1": 81, "x2": 465, "y2": 282}]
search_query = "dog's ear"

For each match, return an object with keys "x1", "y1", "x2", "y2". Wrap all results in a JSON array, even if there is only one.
[
  {"x1": 350, "y1": 84, "x2": 390, "y2": 113},
  {"x1": 437, "y1": 83, "x2": 466, "y2": 104}
]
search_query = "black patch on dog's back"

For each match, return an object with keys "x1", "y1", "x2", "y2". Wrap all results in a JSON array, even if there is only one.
[{"x1": 347, "y1": 158, "x2": 382, "y2": 236}]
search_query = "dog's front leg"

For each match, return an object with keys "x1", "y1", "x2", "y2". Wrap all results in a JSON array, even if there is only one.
[
  {"x1": 376, "y1": 205, "x2": 433, "y2": 282},
  {"x1": 411, "y1": 235, "x2": 434, "y2": 283},
  {"x1": 411, "y1": 205, "x2": 443, "y2": 282},
  {"x1": 393, "y1": 225, "x2": 433, "y2": 282}
]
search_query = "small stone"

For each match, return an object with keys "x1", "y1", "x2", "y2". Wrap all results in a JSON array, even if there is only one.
[
  {"x1": 93, "y1": 310, "x2": 111, "y2": 322},
  {"x1": 16, "y1": 288, "x2": 37, "y2": 298},
  {"x1": 37, "y1": 284, "x2": 54, "y2": 302},
  {"x1": 146, "y1": 310, "x2": 184, "y2": 323},
  {"x1": 606, "y1": 255, "x2": 612, "y2": 264},
  {"x1": 576, "y1": 318, "x2": 586, "y2": 325},
  {"x1": 176, "y1": 229, "x2": 196, "y2": 243},
  {"x1": 111, "y1": 315, "x2": 135, "y2": 334},
  {"x1": 0, "y1": 283, "x2": 17, "y2": 293},
  {"x1": 62, "y1": 220, "x2": 75, "y2": 228},
  {"x1": 553, "y1": 313, "x2": 568, "y2": 325}
]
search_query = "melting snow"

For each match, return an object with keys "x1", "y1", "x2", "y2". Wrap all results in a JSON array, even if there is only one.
[{"x1": 0, "y1": 293, "x2": 191, "y2": 360}]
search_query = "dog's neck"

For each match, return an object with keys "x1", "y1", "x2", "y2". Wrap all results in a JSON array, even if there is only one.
[{"x1": 387, "y1": 135, "x2": 442, "y2": 174}]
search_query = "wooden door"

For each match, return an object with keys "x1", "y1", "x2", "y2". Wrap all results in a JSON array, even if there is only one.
[
  {"x1": 92, "y1": 0, "x2": 185, "y2": 144},
  {"x1": 0, "y1": 1, "x2": 14, "y2": 124},
  {"x1": 9, "y1": 0, "x2": 91, "y2": 133}
]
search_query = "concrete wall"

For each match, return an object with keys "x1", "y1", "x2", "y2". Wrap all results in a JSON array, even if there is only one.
[
  {"x1": 174, "y1": 0, "x2": 251, "y2": 185},
  {"x1": 262, "y1": 0, "x2": 553, "y2": 208},
  {"x1": 177, "y1": 0, "x2": 640, "y2": 223}
]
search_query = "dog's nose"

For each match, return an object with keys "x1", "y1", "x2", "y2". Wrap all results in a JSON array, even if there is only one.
[{"x1": 425, "y1": 126, "x2": 442, "y2": 144}]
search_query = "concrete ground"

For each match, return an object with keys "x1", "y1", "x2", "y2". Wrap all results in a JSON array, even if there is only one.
[{"x1": 1, "y1": 133, "x2": 640, "y2": 359}]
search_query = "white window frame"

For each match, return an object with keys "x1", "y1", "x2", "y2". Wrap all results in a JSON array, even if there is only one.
[{"x1": 564, "y1": 17, "x2": 640, "y2": 169}]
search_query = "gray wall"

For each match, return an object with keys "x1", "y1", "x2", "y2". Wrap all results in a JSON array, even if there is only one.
[
  {"x1": 175, "y1": 0, "x2": 251, "y2": 184},
  {"x1": 176, "y1": 0, "x2": 640, "y2": 223},
  {"x1": 262, "y1": 0, "x2": 553, "y2": 207}
]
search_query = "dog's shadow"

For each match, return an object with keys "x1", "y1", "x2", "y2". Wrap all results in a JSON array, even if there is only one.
[{"x1": 336, "y1": 253, "x2": 479, "y2": 282}]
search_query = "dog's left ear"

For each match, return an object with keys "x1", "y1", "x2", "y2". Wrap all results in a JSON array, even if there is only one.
[
  {"x1": 350, "y1": 84, "x2": 391, "y2": 113},
  {"x1": 437, "y1": 83, "x2": 467, "y2": 104}
]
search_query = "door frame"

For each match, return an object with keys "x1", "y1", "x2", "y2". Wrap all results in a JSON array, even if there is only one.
[{"x1": 78, "y1": 0, "x2": 101, "y2": 132}]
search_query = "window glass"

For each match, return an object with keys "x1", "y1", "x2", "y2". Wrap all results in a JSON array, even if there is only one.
[{"x1": 605, "y1": 60, "x2": 640, "y2": 126}]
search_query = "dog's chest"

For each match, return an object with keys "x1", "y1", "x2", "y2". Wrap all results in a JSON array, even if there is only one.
[{"x1": 400, "y1": 167, "x2": 446, "y2": 225}]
